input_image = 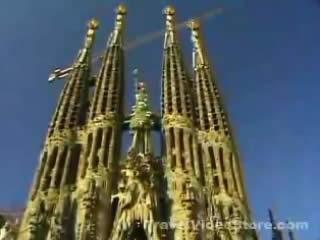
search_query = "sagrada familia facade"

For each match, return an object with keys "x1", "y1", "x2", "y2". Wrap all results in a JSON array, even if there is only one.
[{"x1": 0, "y1": 4, "x2": 294, "y2": 240}]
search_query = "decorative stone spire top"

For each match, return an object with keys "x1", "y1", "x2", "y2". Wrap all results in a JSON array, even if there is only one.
[
  {"x1": 163, "y1": 5, "x2": 178, "y2": 47},
  {"x1": 88, "y1": 4, "x2": 126, "y2": 120},
  {"x1": 163, "y1": 5, "x2": 176, "y2": 30},
  {"x1": 48, "y1": 18, "x2": 99, "y2": 82},
  {"x1": 188, "y1": 19, "x2": 206, "y2": 68},
  {"x1": 76, "y1": 18, "x2": 99, "y2": 64},
  {"x1": 106, "y1": 4, "x2": 127, "y2": 47},
  {"x1": 114, "y1": 4, "x2": 127, "y2": 31},
  {"x1": 83, "y1": 18, "x2": 99, "y2": 49}
]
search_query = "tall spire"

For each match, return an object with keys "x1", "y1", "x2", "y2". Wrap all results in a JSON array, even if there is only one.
[
  {"x1": 161, "y1": 5, "x2": 194, "y2": 122},
  {"x1": 31, "y1": 18, "x2": 99, "y2": 198},
  {"x1": 188, "y1": 20, "x2": 259, "y2": 240},
  {"x1": 88, "y1": 4, "x2": 126, "y2": 120},
  {"x1": 18, "y1": 19, "x2": 99, "y2": 240},
  {"x1": 75, "y1": 5, "x2": 127, "y2": 240},
  {"x1": 78, "y1": 3, "x2": 126, "y2": 179},
  {"x1": 48, "y1": 19, "x2": 99, "y2": 137},
  {"x1": 189, "y1": 19, "x2": 229, "y2": 135},
  {"x1": 161, "y1": 6, "x2": 202, "y2": 240}
]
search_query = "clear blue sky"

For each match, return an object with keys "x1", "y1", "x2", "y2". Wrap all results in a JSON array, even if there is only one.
[{"x1": 0, "y1": 0, "x2": 319, "y2": 239}]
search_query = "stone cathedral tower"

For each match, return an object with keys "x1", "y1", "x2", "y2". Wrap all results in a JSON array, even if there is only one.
[{"x1": 17, "y1": 4, "x2": 258, "y2": 240}]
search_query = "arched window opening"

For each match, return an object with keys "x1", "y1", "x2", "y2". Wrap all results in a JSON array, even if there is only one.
[{"x1": 128, "y1": 221, "x2": 148, "y2": 240}]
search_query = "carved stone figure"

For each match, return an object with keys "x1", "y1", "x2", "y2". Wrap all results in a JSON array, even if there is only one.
[
  {"x1": 110, "y1": 150, "x2": 161, "y2": 240},
  {"x1": 48, "y1": 212, "x2": 64, "y2": 240}
]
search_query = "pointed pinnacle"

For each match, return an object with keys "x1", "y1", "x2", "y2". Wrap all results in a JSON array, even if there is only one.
[
  {"x1": 163, "y1": 5, "x2": 176, "y2": 16},
  {"x1": 163, "y1": 5, "x2": 176, "y2": 30},
  {"x1": 188, "y1": 18, "x2": 200, "y2": 30},
  {"x1": 188, "y1": 19, "x2": 201, "y2": 49},
  {"x1": 88, "y1": 18, "x2": 100, "y2": 30},
  {"x1": 116, "y1": 4, "x2": 127, "y2": 15},
  {"x1": 114, "y1": 4, "x2": 127, "y2": 31},
  {"x1": 84, "y1": 18, "x2": 99, "y2": 49},
  {"x1": 188, "y1": 19, "x2": 206, "y2": 67}
]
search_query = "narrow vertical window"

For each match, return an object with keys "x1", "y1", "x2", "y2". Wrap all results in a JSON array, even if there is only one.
[
  {"x1": 104, "y1": 127, "x2": 112, "y2": 167},
  {"x1": 67, "y1": 144, "x2": 81, "y2": 185},
  {"x1": 208, "y1": 146, "x2": 216, "y2": 169},
  {"x1": 179, "y1": 129, "x2": 185, "y2": 169},
  {"x1": 214, "y1": 176, "x2": 219, "y2": 189},
  {"x1": 92, "y1": 128, "x2": 103, "y2": 169},
  {"x1": 54, "y1": 146, "x2": 68, "y2": 188},
  {"x1": 189, "y1": 136, "x2": 195, "y2": 172},
  {"x1": 81, "y1": 133, "x2": 93, "y2": 178},
  {"x1": 219, "y1": 147, "x2": 225, "y2": 172},
  {"x1": 224, "y1": 178, "x2": 229, "y2": 192},
  {"x1": 42, "y1": 146, "x2": 58, "y2": 191},
  {"x1": 197, "y1": 144, "x2": 205, "y2": 185}
]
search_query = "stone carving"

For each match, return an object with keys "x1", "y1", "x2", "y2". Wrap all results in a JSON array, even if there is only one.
[
  {"x1": 162, "y1": 113, "x2": 193, "y2": 129},
  {"x1": 87, "y1": 113, "x2": 118, "y2": 129},
  {"x1": 197, "y1": 129, "x2": 231, "y2": 147},
  {"x1": 110, "y1": 152, "x2": 160, "y2": 240},
  {"x1": 48, "y1": 212, "x2": 64, "y2": 240},
  {"x1": 16, "y1": 5, "x2": 261, "y2": 240},
  {"x1": 210, "y1": 191, "x2": 250, "y2": 239},
  {"x1": 165, "y1": 167, "x2": 204, "y2": 240},
  {"x1": 77, "y1": 179, "x2": 98, "y2": 240},
  {"x1": 46, "y1": 129, "x2": 78, "y2": 147},
  {"x1": 129, "y1": 82, "x2": 154, "y2": 130},
  {"x1": 26, "y1": 204, "x2": 48, "y2": 240}
]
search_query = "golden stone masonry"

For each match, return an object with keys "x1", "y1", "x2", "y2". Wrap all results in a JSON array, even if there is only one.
[{"x1": 15, "y1": 5, "x2": 259, "y2": 240}]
